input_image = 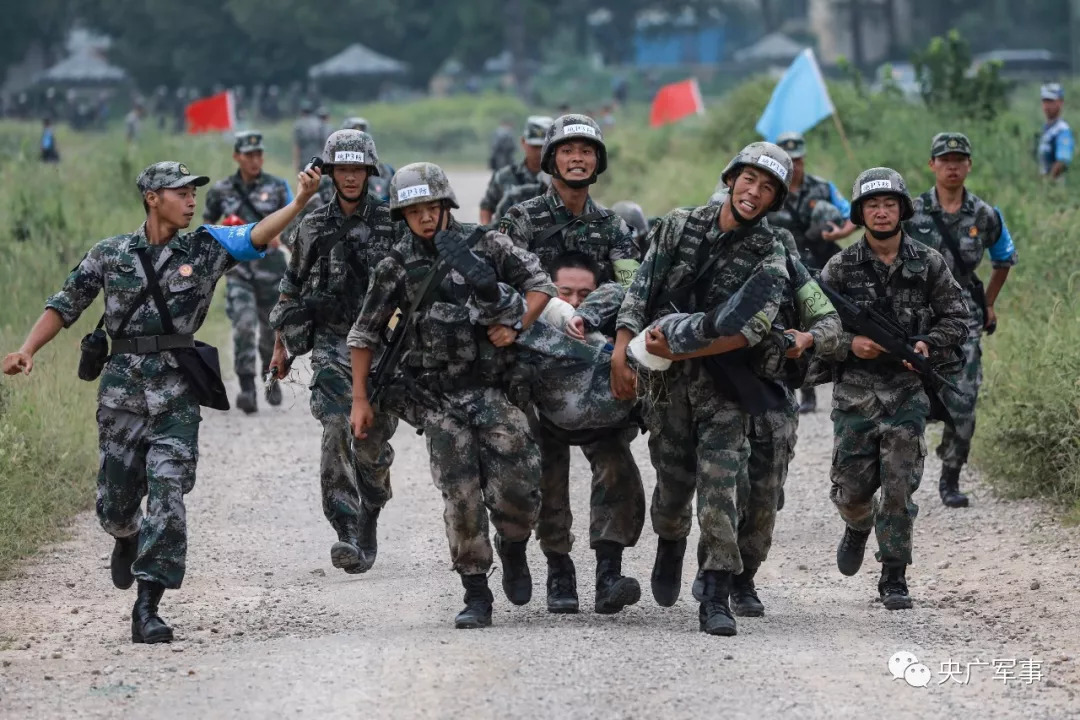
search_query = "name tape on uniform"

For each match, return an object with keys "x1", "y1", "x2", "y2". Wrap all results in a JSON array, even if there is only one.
[
  {"x1": 397, "y1": 184, "x2": 432, "y2": 202},
  {"x1": 563, "y1": 123, "x2": 598, "y2": 138},
  {"x1": 861, "y1": 179, "x2": 893, "y2": 193},
  {"x1": 334, "y1": 151, "x2": 365, "y2": 163},
  {"x1": 756, "y1": 155, "x2": 788, "y2": 181}
]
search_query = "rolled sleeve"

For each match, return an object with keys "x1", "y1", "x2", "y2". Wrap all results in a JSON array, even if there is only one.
[{"x1": 45, "y1": 247, "x2": 104, "y2": 328}]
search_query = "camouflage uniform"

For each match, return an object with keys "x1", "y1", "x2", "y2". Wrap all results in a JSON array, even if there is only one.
[
  {"x1": 493, "y1": 175, "x2": 549, "y2": 221},
  {"x1": 203, "y1": 163, "x2": 292, "y2": 379},
  {"x1": 347, "y1": 209, "x2": 554, "y2": 575},
  {"x1": 820, "y1": 170, "x2": 968, "y2": 567},
  {"x1": 293, "y1": 112, "x2": 327, "y2": 170},
  {"x1": 489, "y1": 124, "x2": 517, "y2": 171},
  {"x1": 480, "y1": 116, "x2": 552, "y2": 220},
  {"x1": 46, "y1": 161, "x2": 265, "y2": 589},
  {"x1": 617, "y1": 203, "x2": 790, "y2": 575},
  {"x1": 500, "y1": 115, "x2": 646, "y2": 564},
  {"x1": 904, "y1": 134, "x2": 1018, "y2": 473},
  {"x1": 270, "y1": 131, "x2": 399, "y2": 543}
]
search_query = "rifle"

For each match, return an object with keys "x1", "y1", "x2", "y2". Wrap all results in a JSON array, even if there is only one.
[{"x1": 817, "y1": 279, "x2": 961, "y2": 393}]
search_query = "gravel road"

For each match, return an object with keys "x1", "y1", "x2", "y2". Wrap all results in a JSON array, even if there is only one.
[{"x1": 1, "y1": 169, "x2": 1078, "y2": 719}]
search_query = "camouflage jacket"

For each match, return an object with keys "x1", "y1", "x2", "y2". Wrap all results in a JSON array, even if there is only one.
[
  {"x1": 499, "y1": 187, "x2": 639, "y2": 286},
  {"x1": 819, "y1": 234, "x2": 969, "y2": 391},
  {"x1": 203, "y1": 170, "x2": 292, "y2": 282},
  {"x1": 494, "y1": 178, "x2": 548, "y2": 221},
  {"x1": 272, "y1": 193, "x2": 396, "y2": 370},
  {"x1": 573, "y1": 282, "x2": 626, "y2": 337},
  {"x1": 767, "y1": 173, "x2": 850, "y2": 268},
  {"x1": 616, "y1": 204, "x2": 790, "y2": 345},
  {"x1": 347, "y1": 221, "x2": 555, "y2": 384},
  {"x1": 46, "y1": 223, "x2": 258, "y2": 414},
  {"x1": 905, "y1": 187, "x2": 1017, "y2": 322},
  {"x1": 489, "y1": 128, "x2": 516, "y2": 171},
  {"x1": 480, "y1": 161, "x2": 538, "y2": 213}
]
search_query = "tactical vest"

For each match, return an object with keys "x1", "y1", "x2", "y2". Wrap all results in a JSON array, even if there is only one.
[
  {"x1": 768, "y1": 175, "x2": 836, "y2": 266},
  {"x1": 524, "y1": 196, "x2": 617, "y2": 282}
]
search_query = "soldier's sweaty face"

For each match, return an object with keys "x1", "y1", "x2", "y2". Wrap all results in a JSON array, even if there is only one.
[
  {"x1": 555, "y1": 141, "x2": 597, "y2": 181},
  {"x1": 730, "y1": 167, "x2": 778, "y2": 221},
  {"x1": 148, "y1": 187, "x2": 197, "y2": 230},
  {"x1": 332, "y1": 164, "x2": 369, "y2": 201},
  {"x1": 404, "y1": 200, "x2": 449, "y2": 240},
  {"x1": 862, "y1": 196, "x2": 901, "y2": 234}
]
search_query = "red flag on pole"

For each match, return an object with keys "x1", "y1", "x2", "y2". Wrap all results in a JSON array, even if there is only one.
[
  {"x1": 185, "y1": 91, "x2": 235, "y2": 134},
  {"x1": 649, "y1": 78, "x2": 705, "y2": 128}
]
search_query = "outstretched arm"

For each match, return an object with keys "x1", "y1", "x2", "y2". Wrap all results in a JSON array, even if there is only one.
[
  {"x1": 2, "y1": 309, "x2": 65, "y2": 375},
  {"x1": 249, "y1": 168, "x2": 321, "y2": 249}
]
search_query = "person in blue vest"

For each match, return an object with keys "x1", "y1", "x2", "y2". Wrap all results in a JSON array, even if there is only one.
[
  {"x1": 40, "y1": 117, "x2": 60, "y2": 163},
  {"x1": 1037, "y1": 83, "x2": 1073, "y2": 179}
]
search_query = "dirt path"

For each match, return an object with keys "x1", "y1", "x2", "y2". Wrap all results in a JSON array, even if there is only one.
[{"x1": 1, "y1": 169, "x2": 1078, "y2": 719}]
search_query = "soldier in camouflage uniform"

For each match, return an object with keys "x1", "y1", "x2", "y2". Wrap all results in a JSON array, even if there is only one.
[
  {"x1": 347, "y1": 163, "x2": 553, "y2": 629},
  {"x1": 905, "y1": 132, "x2": 1016, "y2": 508},
  {"x1": 493, "y1": 171, "x2": 550, "y2": 221},
  {"x1": 203, "y1": 130, "x2": 293, "y2": 412},
  {"x1": 3, "y1": 161, "x2": 319, "y2": 643},
  {"x1": 479, "y1": 115, "x2": 553, "y2": 225},
  {"x1": 613, "y1": 142, "x2": 793, "y2": 636},
  {"x1": 342, "y1": 117, "x2": 396, "y2": 203},
  {"x1": 611, "y1": 201, "x2": 651, "y2": 259},
  {"x1": 489, "y1": 118, "x2": 517, "y2": 172},
  {"x1": 769, "y1": 132, "x2": 860, "y2": 414},
  {"x1": 500, "y1": 115, "x2": 646, "y2": 615},
  {"x1": 818, "y1": 167, "x2": 968, "y2": 610},
  {"x1": 269, "y1": 130, "x2": 399, "y2": 576}
]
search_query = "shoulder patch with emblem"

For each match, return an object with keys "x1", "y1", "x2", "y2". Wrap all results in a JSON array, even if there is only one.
[
  {"x1": 968, "y1": 226, "x2": 978, "y2": 237},
  {"x1": 179, "y1": 264, "x2": 194, "y2": 278}
]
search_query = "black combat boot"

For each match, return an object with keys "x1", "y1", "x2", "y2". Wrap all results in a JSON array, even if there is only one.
[
  {"x1": 799, "y1": 387, "x2": 817, "y2": 414},
  {"x1": 494, "y1": 534, "x2": 532, "y2": 605},
  {"x1": 544, "y1": 551, "x2": 579, "y2": 614},
  {"x1": 878, "y1": 563, "x2": 913, "y2": 610},
  {"x1": 236, "y1": 374, "x2": 258, "y2": 414},
  {"x1": 355, "y1": 501, "x2": 381, "y2": 570},
  {"x1": 730, "y1": 566, "x2": 765, "y2": 617},
  {"x1": 434, "y1": 229, "x2": 499, "y2": 302},
  {"x1": 110, "y1": 535, "x2": 139, "y2": 590},
  {"x1": 594, "y1": 541, "x2": 641, "y2": 615},
  {"x1": 651, "y1": 537, "x2": 686, "y2": 607},
  {"x1": 330, "y1": 519, "x2": 370, "y2": 575},
  {"x1": 131, "y1": 581, "x2": 173, "y2": 644},
  {"x1": 265, "y1": 377, "x2": 283, "y2": 406},
  {"x1": 454, "y1": 574, "x2": 494, "y2": 629},
  {"x1": 697, "y1": 570, "x2": 737, "y2": 636},
  {"x1": 939, "y1": 466, "x2": 970, "y2": 508},
  {"x1": 836, "y1": 525, "x2": 871, "y2": 576}
]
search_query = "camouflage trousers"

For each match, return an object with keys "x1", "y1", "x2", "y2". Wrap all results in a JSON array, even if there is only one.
[
  {"x1": 830, "y1": 383, "x2": 928, "y2": 566},
  {"x1": 937, "y1": 318, "x2": 983, "y2": 470},
  {"x1": 95, "y1": 402, "x2": 200, "y2": 589},
  {"x1": 423, "y1": 386, "x2": 541, "y2": 575},
  {"x1": 310, "y1": 363, "x2": 398, "y2": 536},
  {"x1": 739, "y1": 400, "x2": 798, "y2": 569},
  {"x1": 534, "y1": 422, "x2": 645, "y2": 555},
  {"x1": 225, "y1": 250, "x2": 287, "y2": 377},
  {"x1": 645, "y1": 364, "x2": 750, "y2": 575}
]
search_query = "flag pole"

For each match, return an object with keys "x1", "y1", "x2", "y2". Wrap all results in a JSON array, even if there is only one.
[{"x1": 831, "y1": 112, "x2": 856, "y2": 164}]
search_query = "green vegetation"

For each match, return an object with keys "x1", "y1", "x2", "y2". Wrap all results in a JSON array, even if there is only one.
[{"x1": 601, "y1": 74, "x2": 1080, "y2": 512}]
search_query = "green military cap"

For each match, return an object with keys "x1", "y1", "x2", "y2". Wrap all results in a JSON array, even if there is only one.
[
  {"x1": 931, "y1": 132, "x2": 972, "y2": 158},
  {"x1": 776, "y1": 131, "x2": 806, "y2": 159},
  {"x1": 136, "y1": 161, "x2": 210, "y2": 193},
  {"x1": 233, "y1": 130, "x2": 264, "y2": 153}
]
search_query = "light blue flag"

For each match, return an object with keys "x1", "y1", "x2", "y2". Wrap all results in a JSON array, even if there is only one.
[{"x1": 755, "y1": 48, "x2": 835, "y2": 143}]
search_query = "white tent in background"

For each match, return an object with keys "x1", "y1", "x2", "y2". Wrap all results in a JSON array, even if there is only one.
[
  {"x1": 308, "y1": 43, "x2": 409, "y2": 79},
  {"x1": 734, "y1": 32, "x2": 806, "y2": 64},
  {"x1": 36, "y1": 49, "x2": 127, "y2": 85}
]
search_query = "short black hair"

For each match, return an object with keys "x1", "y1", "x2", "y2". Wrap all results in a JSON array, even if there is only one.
[{"x1": 550, "y1": 251, "x2": 599, "y2": 282}]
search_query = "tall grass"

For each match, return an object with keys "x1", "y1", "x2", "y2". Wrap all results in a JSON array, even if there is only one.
[{"x1": 598, "y1": 78, "x2": 1080, "y2": 510}]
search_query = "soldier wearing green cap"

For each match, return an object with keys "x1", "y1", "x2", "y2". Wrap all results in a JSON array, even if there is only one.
[
  {"x1": 479, "y1": 115, "x2": 553, "y2": 225},
  {"x1": 817, "y1": 167, "x2": 968, "y2": 612},
  {"x1": 905, "y1": 132, "x2": 1017, "y2": 509},
  {"x1": 203, "y1": 130, "x2": 294, "y2": 412},
  {"x1": 770, "y1": 131, "x2": 859, "y2": 413},
  {"x1": 2, "y1": 160, "x2": 321, "y2": 643}
]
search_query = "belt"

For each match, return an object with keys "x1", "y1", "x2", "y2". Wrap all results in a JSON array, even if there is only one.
[{"x1": 111, "y1": 334, "x2": 195, "y2": 355}]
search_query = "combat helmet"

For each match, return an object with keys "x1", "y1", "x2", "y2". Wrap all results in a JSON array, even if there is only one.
[
  {"x1": 541, "y1": 114, "x2": 608, "y2": 176},
  {"x1": 849, "y1": 167, "x2": 914, "y2": 226},
  {"x1": 806, "y1": 200, "x2": 845, "y2": 241},
  {"x1": 388, "y1": 162, "x2": 459, "y2": 221},
  {"x1": 611, "y1": 201, "x2": 648, "y2": 238},
  {"x1": 343, "y1": 116, "x2": 370, "y2": 132},
  {"x1": 720, "y1": 142, "x2": 794, "y2": 212},
  {"x1": 321, "y1": 129, "x2": 380, "y2": 175},
  {"x1": 523, "y1": 115, "x2": 554, "y2": 146},
  {"x1": 775, "y1": 132, "x2": 806, "y2": 159}
]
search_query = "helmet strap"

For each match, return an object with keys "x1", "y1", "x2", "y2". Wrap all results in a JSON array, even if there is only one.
[
  {"x1": 333, "y1": 173, "x2": 368, "y2": 204},
  {"x1": 554, "y1": 169, "x2": 597, "y2": 189},
  {"x1": 867, "y1": 225, "x2": 901, "y2": 241}
]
